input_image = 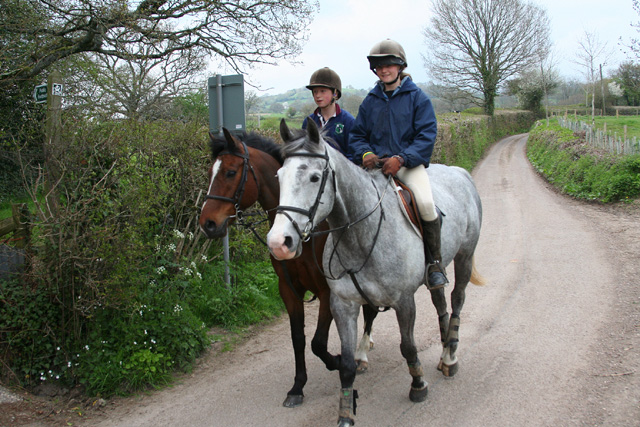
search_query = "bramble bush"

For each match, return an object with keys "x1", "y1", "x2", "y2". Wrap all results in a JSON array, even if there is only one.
[{"x1": 1, "y1": 117, "x2": 283, "y2": 396}]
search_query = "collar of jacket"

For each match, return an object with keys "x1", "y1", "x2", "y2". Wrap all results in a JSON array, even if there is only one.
[
  {"x1": 373, "y1": 76, "x2": 415, "y2": 99},
  {"x1": 314, "y1": 103, "x2": 342, "y2": 117}
]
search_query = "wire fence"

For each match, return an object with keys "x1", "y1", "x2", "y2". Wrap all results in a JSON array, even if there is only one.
[{"x1": 556, "y1": 117, "x2": 640, "y2": 156}]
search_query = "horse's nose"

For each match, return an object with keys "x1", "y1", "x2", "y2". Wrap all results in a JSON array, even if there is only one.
[{"x1": 201, "y1": 219, "x2": 223, "y2": 238}]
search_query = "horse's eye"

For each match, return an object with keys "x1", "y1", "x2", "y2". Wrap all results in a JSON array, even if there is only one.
[
  {"x1": 226, "y1": 170, "x2": 237, "y2": 178},
  {"x1": 310, "y1": 174, "x2": 320, "y2": 183}
]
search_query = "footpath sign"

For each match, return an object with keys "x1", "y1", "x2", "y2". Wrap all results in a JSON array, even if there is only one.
[
  {"x1": 33, "y1": 85, "x2": 47, "y2": 103},
  {"x1": 34, "y1": 83, "x2": 63, "y2": 104}
]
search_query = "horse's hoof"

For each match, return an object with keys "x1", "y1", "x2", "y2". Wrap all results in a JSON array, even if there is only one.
[
  {"x1": 437, "y1": 359, "x2": 459, "y2": 377},
  {"x1": 409, "y1": 384, "x2": 428, "y2": 402},
  {"x1": 338, "y1": 416, "x2": 354, "y2": 426},
  {"x1": 282, "y1": 394, "x2": 304, "y2": 408},
  {"x1": 356, "y1": 360, "x2": 368, "y2": 373}
]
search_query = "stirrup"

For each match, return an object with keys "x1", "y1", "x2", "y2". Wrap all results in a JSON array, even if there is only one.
[{"x1": 426, "y1": 261, "x2": 448, "y2": 290}]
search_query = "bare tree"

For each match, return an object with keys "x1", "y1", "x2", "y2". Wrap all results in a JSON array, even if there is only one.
[
  {"x1": 423, "y1": 0, "x2": 551, "y2": 116},
  {"x1": 65, "y1": 44, "x2": 207, "y2": 120},
  {"x1": 0, "y1": 0, "x2": 317, "y2": 86},
  {"x1": 574, "y1": 31, "x2": 613, "y2": 119}
]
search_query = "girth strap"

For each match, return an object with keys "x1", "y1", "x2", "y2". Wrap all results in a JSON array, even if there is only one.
[{"x1": 348, "y1": 271, "x2": 390, "y2": 313}]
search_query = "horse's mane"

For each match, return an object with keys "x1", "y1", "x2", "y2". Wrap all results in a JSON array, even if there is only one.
[
  {"x1": 210, "y1": 131, "x2": 284, "y2": 164},
  {"x1": 280, "y1": 127, "x2": 340, "y2": 158}
]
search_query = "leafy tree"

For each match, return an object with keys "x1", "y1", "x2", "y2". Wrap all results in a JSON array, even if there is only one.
[
  {"x1": 244, "y1": 91, "x2": 262, "y2": 115},
  {"x1": 172, "y1": 90, "x2": 209, "y2": 125},
  {"x1": 269, "y1": 102, "x2": 284, "y2": 114},
  {"x1": 614, "y1": 61, "x2": 640, "y2": 106},
  {"x1": 507, "y1": 68, "x2": 558, "y2": 115},
  {"x1": 0, "y1": 0, "x2": 318, "y2": 87},
  {"x1": 423, "y1": 0, "x2": 551, "y2": 116}
]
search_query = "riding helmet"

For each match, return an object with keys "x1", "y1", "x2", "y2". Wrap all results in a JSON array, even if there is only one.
[
  {"x1": 306, "y1": 67, "x2": 342, "y2": 100},
  {"x1": 367, "y1": 39, "x2": 407, "y2": 71}
]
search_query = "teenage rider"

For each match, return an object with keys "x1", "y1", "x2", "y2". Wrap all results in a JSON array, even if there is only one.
[
  {"x1": 302, "y1": 67, "x2": 355, "y2": 160},
  {"x1": 348, "y1": 39, "x2": 447, "y2": 290}
]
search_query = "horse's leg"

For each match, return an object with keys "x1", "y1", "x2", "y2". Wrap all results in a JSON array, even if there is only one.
[
  {"x1": 279, "y1": 280, "x2": 308, "y2": 408},
  {"x1": 438, "y1": 254, "x2": 472, "y2": 377},
  {"x1": 429, "y1": 287, "x2": 451, "y2": 373},
  {"x1": 355, "y1": 304, "x2": 378, "y2": 373},
  {"x1": 310, "y1": 289, "x2": 341, "y2": 371},
  {"x1": 396, "y1": 295, "x2": 428, "y2": 402},
  {"x1": 331, "y1": 293, "x2": 360, "y2": 427}
]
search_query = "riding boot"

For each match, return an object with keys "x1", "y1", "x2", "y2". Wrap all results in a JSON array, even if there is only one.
[{"x1": 421, "y1": 217, "x2": 448, "y2": 290}]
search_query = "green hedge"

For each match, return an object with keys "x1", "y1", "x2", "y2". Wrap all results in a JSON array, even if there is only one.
[{"x1": 527, "y1": 119, "x2": 640, "y2": 202}]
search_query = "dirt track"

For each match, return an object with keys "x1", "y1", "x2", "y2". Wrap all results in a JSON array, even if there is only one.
[{"x1": 7, "y1": 134, "x2": 640, "y2": 426}]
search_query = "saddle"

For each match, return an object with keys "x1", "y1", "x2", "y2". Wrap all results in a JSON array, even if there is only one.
[
  {"x1": 392, "y1": 177, "x2": 423, "y2": 235},
  {"x1": 392, "y1": 177, "x2": 444, "y2": 236}
]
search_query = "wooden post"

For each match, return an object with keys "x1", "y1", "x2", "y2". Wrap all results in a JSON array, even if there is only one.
[
  {"x1": 44, "y1": 71, "x2": 63, "y2": 215},
  {"x1": 11, "y1": 204, "x2": 30, "y2": 249}
]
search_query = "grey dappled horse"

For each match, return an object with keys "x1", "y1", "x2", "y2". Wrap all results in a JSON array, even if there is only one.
[{"x1": 267, "y1": 120, "x2": 485, "y2": 426}]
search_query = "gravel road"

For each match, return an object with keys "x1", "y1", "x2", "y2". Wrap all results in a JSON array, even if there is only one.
[{"x1": 5, "y1": 133, "x2": 639, "y2": 426}]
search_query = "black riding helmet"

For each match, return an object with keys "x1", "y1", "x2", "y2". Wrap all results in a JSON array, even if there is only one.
[
  {"x1": 306, "y1": 67, "x2": 342, "y2": 100},
  {"x1": 367, "y1": 39, "x2": 407, "y2": 73}
]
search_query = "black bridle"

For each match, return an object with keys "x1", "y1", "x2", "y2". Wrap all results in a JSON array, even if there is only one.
[
  {"x1": 204, "y1": 139, "x2": 258, "y2": 221},
  {"x1": 275, "y1": 149, "x2": 392, "y2": 312},
  {"x1": 275, "y1": 149, "x2": 334, "y2": 242},
  {"x1": 203, "y1": 140, "x2": 314, "y2": 303}
]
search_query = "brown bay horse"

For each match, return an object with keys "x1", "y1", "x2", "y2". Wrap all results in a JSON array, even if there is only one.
[{"x1": 198, "y1": 129, "x2": 377, "y2": 408}]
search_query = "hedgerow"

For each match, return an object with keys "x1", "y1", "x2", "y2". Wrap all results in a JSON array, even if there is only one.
[{"x1": 527, "y1": 119, "x2": 640, "y2": 202}]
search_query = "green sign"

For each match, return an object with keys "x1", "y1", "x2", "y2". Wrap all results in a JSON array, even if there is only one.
[
  {"x1": 33, "y1": 83, "x2": 63, "y2": 103},
  {"x1": 34, "y1": 85, "x2": 47, "y2": 103}
]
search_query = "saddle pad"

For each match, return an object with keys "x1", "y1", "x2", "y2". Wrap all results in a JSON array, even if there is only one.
[{"x1": 392, "y1": 177, "x2": 423, "y2": 238}]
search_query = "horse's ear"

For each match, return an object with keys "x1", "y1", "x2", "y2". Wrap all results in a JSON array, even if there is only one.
[
  {"x1": 280, "y1": 119, "x2": 293, "y2": 143},
  {"x1": 306, "y1": 119, "x2": 320, "y2": 145},
  {"x1": 222, "y1": 128, "x2": 239, "y2": 153}
]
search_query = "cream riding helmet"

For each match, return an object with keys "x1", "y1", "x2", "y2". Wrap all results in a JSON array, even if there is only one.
[
  {"x1": 367, "y1": 39, "x2": 407, "y2": 79},
  {"x1": 306, "y1": 67, "x2": 342, "y2": 101}
]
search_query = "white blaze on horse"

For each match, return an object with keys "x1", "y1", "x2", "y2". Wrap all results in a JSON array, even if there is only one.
[{"x1": 267, "y1": 119, "x2": 485, "y2": 426}]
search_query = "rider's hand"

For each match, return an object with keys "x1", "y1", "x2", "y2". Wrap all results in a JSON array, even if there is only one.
[
  {"x1": 382, "y1": 155, "x2": 403, "y2": 176},
  {"x1": 362, "y1": 152, "x2": 379, "y2": 170}
]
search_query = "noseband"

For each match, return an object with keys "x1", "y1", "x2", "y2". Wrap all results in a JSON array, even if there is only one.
[
  {"x1": 276, "y1": 149, "x2": 334, "y2": 241},
  {"x1": 204, "y1": 139, "x2": 258, "y2": 219}
]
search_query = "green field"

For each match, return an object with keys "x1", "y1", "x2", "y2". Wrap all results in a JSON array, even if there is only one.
[{"x1": 569, "y1": 115, "x2": 640, "y2": 139}]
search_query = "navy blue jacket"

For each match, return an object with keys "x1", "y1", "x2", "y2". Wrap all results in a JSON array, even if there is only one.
[
  {"x1": 349, "y1": 77, "x2": 437, "y2": 168},
  {"x1": 302, "y1": 104, "x2": 355, "y2": 161}
]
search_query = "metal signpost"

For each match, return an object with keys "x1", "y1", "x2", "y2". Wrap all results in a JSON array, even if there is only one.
[{"x1": 208, "y1": 74, "x2": 246, "y2": 285}]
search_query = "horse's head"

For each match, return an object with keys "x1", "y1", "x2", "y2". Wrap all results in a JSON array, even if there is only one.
[
  {"x1": 267, "y1": 119, "x2": 335, "y2": 260},
  {"x1": 199, "y1": 128, "x2": 258, "y2": 239}
]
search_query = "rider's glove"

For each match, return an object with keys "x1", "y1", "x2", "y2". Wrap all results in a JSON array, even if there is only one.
[
  {"x1": 382, "y1": 155, "x2": 404, "y2": 176},
  {"x1": 362, "y1": 152, "x2": 379, "y2": 170}
]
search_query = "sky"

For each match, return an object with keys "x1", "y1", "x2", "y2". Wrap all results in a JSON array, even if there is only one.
[{"x1": 209, "y1": 0, "x2": 638, "y2": 96}]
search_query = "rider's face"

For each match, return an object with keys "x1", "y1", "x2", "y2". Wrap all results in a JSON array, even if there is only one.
[
  {"x1": 375, "y1": 64, "x2": 401, "y2": 85},
  {"x1": 312, "y1": 87, "x2": 335, "y2": 109}
]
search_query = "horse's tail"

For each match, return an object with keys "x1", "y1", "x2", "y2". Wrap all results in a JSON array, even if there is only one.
[{"x1": 470, "y1": 256, "x2": 487, "y2": 286}]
